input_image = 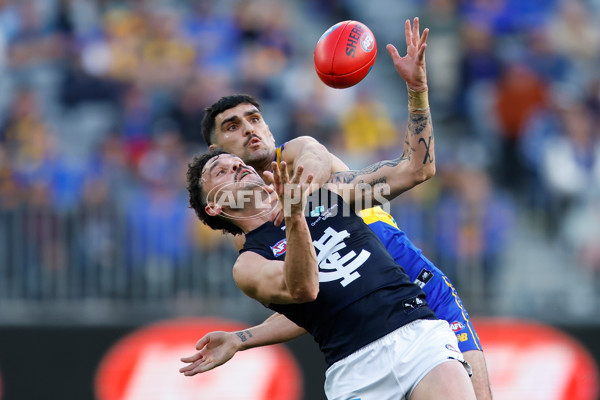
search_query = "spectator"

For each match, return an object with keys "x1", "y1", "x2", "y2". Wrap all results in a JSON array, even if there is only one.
[
  {"x1": 493, "y1": 60, "x2": 549, "y2": 191},
  {"x1": 539, "y1": 100, "x2": 600, "y2": 216},
  {"x1": 434, "y1": 166, "x2": 516, "y2": 304},
  {"x1": 340, "y1": 88, "x2": 397, "y2": 155}
]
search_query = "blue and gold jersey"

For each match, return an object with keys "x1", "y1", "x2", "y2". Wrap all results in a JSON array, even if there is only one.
[{"x1": 360, "y1": 206, "x2": 482, "y2": 352}]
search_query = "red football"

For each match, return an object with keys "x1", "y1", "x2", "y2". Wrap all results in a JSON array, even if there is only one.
[{"x1": 314, "y1": 20, "x2": 377, "y2": 89}]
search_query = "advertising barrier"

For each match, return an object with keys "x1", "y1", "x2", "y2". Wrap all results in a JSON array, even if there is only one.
[
  {"x1": 96, "y1": 317, "x2": 303, "y2": 400},
  {"x1": 0, "y1": 317, "x2": 598, "y2": 399},
  {"x1": 475, "y1": 318, "x2": 599, "y2": 400}
]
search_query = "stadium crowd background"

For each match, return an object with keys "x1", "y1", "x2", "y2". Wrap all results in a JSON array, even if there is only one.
[{"x1": 0, "y1": 0, "x2": 599, "y2": 326}]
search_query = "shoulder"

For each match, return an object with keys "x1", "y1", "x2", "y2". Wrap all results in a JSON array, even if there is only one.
[
  {"x1": 234, "y1": 250, "x2": 266, "y2": 269},
  {"x1": 233, "y1": 251, "x2": 268, "y2": 285},
  {"x1": 281, "y1": 136, "x2": 349, "y2": 172},
  {"x1": 280, "y1": 136, "x2": 324, "y2": 158},
  {"x1": 286, "y1": 136, "x2": 321, "y2": 147}
]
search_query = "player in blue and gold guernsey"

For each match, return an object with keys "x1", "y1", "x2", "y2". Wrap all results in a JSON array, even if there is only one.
[
  {"x1": 183, "y1": 149, "x2": 476, "y2": 399},
  {"x1": 182, "y1": 18, "x2": 492, "y2": 400}
]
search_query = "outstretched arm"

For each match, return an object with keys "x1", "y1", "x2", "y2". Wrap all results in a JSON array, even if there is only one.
[
  {"x1": 328, "y1": 18, "x2": 434, "y2": 207},
  {"x1": 180, "y1": 313, "x2": 307, "y2": 376}
]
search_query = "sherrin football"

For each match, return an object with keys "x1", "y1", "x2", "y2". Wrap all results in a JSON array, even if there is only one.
[{"x1": 314, "y1": 20, "x2": 377, "y2": 89}]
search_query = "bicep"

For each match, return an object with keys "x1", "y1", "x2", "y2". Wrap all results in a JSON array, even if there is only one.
[
  {"x1": 281, "y1": 136, "x2": 345, "y2": 185},
  {"x1": 233, "y1": 252, "x2": 295, "y2": 305}
]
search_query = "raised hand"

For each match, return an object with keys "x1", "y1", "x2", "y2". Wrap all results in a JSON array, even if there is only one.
[
  {"x1": 386, "y1": 17, "x2": 429, "y2": 91},
  {"x1": 264, "y1": 161, "x2": 314, "y2": 220}
]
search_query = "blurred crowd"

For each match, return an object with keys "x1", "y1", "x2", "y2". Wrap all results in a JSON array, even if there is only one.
[{"x1": 1, "y1": 0, "x2": 600, "y2": 309}]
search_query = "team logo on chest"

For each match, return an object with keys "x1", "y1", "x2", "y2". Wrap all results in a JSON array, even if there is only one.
[
  {"x1": 313, "y1": 227, "x2": 370, "y2": 287},
  {"x1": 270, "y1": 238, "x2": 287, "y2": 257}
]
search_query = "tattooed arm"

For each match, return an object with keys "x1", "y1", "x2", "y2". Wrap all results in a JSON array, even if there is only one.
[
  {"x1": 327, "y1": 18, "x2": 434, "y2": 208},
  {"x1": 326, "y1": 108, "x2": 433, "y2": 208},
  {"x1": 180, "y1": 313, "x2": 306, "y2": 376}
]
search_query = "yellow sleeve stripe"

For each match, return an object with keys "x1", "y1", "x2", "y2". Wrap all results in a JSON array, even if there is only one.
[
  {"x1": 359, "y1": 207, "x2": 399, "y2": 228},
  {"x1": 275, "y1": 145, "x2": 283, "y2": 167},
  {"x1": 442, "y1": 275, "x2": 482, "y2": 351}
]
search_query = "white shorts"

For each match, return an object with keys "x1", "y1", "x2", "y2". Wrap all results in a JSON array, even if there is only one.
[{"x1": 324, "y1": 319, "x2": 467, "y2": 400}]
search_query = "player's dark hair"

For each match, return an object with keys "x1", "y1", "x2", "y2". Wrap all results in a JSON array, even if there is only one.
[
  {"x1": 186, "y1": 149, "x2": 244, "y2": 236},
  {"x1": 201, "y1": 94, "x2": 261, "y2": 146}
]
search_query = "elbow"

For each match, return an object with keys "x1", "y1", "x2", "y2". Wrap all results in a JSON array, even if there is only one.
[
  {"x1": 423, "y1": 164, "x2": 436, "y2": 181},
  {"x1": 413, "y1": 164, "x2": 436, "y2": 185},
  {"x1": 290, "y1": 285, "x2": 319, "y2": 303}
]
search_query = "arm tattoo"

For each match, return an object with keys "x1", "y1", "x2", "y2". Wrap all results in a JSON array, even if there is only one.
[
  {"x1": 403, "y1": 139, "x2": 413, "y2": 161},
  {"x1": 419, "y1": 135, "x2": 434, "y2": 164},
  {"x1": 328, "y1": 111, "x2": 432, "y2": 184},
  {"x1": 235, "y1": 330, "x2": 253, "y2": 343},
  {"x1": 407, "y1": 111, "x2": 430, "y2": 136},
  {"x1": 367, "y1": 176, "x2": 387, "y2": 186},
  {"x1": 408, "y1": 110, "x2": 433, "y2": 165},
  {"x1": 328, "y1": 158, "x2": 403, "y2": 184}
]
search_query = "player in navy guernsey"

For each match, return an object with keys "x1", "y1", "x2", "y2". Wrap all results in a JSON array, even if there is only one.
[
  {"x1": 181, "y1": 18, "x2": 491, "y2": 400},
  {"x1": 243, "y1": 186, "x2": 435, "y2": 366},
  {"x1": 182, "y1": 149, "x2": 476, "y2": 400}
]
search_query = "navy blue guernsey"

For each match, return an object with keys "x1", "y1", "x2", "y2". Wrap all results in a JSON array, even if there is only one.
[{"x1": 240, "y1": 188, "x2": 436, "y2": 366}]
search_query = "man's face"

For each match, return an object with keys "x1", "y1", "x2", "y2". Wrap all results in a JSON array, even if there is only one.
[
  {"x1": 200, "y1": 153, "x2": 267, "y2": 216},
  {"x1": 210, "y1": 103, "x2": 276, "y2": 167}
]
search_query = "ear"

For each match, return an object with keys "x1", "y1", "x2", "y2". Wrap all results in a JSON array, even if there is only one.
[
  {"x1": 208, "y1": 144, "x2": 217, "y2": 151},
  {"x1": 205, "y1": 202, "x2": 223, "y2": 217}
]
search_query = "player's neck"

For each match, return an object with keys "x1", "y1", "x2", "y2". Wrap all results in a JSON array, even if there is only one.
[{"x1": 250, "y1": 149, "x2": 277, "y2": 177}]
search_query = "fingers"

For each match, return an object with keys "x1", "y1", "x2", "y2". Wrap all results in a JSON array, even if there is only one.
[
  {"x1": 179, "y1": 358, "x2": 212, "y2": 376},
  {"x1": 386, "y1": 43, "x2": 400, "y2": 61},
  {"x1": 281, "y1": 161, "x2": 292, "y2": 185},
  {"x1": 196, "y1": 334, "x2": 210, "y2": 350},
  {"x1": 271, "y1": 161, "x2": 286, "y2": 198},
  {"x1": 179, "y1": 352, "x2": 204, "y2": 376},
  {"x1": 263, "y1": 183, "x2": 275, "y2": 195},
  {"x1": 272, "y1": 161, "x2": 282, "y2": 188},
  {"x1": 291, "y1": 167, "x2": 314, "y2": 201},
  {"x1": 417, "y1": 43, "x2": 427, "y2": 62},
  {"x1": 405, "y1": 17, "x2": 427, "y2": 49},
  {"x1": 289, "y1": 165, "x2": 303, "y2": 185},
  {"x1": 272, "y1": 162, "x2": 310, "y2": 186},
  {"x1": 180, "y1": 352, "x2": 202, "y2": 363},
  {"x1": 179, "y1": 350, "x2": 215, "y2": 375},
  {"x1": 405, "y1": 18, "x2": 419, "y2": 48},
  {"x1": 412, "y1": 17, "x2": 420, "y2": 45},
  {"x1": 263, "y1": 170, "x2": 274, "y2": 186},
  {"x1": 180, "y1": 349, "x2": 225, "y2": 376},
  {"x1": 420, "y1": 27, "x2": 429, "y2": 47},
  {"x1": 273, "y1": 209, "x2": 284, "y2": 226},
  {"x1": 269, "y1": 163, "x2": 313, "y2": 213},
  {"x1": 304, "y1": 173, "x2": 314, "y2": 188}
]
